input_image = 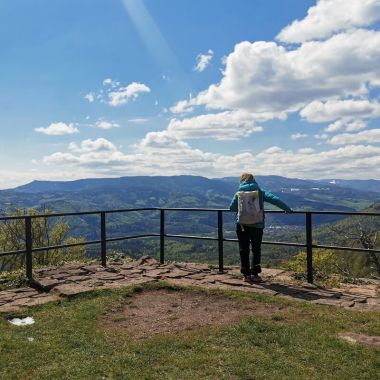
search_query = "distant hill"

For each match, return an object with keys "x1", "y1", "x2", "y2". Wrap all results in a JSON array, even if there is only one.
[
  {"x1": 313, "y1": 179, "x2": 380, "y2": 194},
  {"x1": 2, "y1": 175, "x2": 379, "y2": 216}
]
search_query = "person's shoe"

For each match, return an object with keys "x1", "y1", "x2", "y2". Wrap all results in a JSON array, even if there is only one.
[
  {"x1": 243, "y1": 276, "x2": 254, "y2": 283},
  {"x1": 250, "y1": 275, "x2": 263, "y2": 283}
]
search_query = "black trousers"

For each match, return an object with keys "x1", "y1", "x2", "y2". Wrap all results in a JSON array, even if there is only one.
[{"x1": 236, "y1": 224, "x2": 264, "y2": 276}]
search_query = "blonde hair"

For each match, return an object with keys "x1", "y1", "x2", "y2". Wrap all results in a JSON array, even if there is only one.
[{"x1": 240, "y1": 172, "x2": 255, "y2": 183}]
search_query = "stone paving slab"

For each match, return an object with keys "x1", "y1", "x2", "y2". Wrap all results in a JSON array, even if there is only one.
[{"x1": 0, "y1": 256, "x2": 379, "y2": 313}]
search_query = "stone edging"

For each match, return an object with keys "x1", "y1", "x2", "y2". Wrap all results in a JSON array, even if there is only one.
[{"x1": 0, "y1": 256, "x2": 379, "y2": 313}]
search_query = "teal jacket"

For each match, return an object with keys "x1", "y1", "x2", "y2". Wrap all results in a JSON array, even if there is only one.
[{"x1": 229, "y1": 179, "x2": 292, "y2": 228}]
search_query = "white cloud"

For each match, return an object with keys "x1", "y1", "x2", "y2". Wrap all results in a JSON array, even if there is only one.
[
  {"x1": 314, "y1": 133, "x2": 329, "y2": 140},
  {"x1": 128, "y1": 118, "x2": 148, "y2": 124},
  {"x1": 170, "y1": 99, "x2": 194, "y2": 114},
  {"x1": 325, "y1": 119, "x2": 367, "y2": 133},
  {"x1": 298, "y1": 148, "x2": 315, "y2": 154},
  {"x1": 328, "y1": 128, "x2": 380, "y2": 144},
  {"x1": 277, "y1": 0, "x2": 380, "y2": 43},
  {"x1": 84, "y1": 92, "x2": 95, "y2": 103},
  {"x1": 167, "y1": 111, "x2": 263, "y2": 140},
  {"x1": 42, "y1": 136, "x2": 380, "y2": 179},
  {"x1": 174, "y1": 29, "x2": 380, "y2": 117},
  {"x1": 68, "y1": 138, "x2": 118, "y2": 153},
  {"x1": 108, "y1": 82, "x2": 151, "y2": 106},
  {"x1": 85, "y1": 80, "x2": 150, "y2": 106},
  {"x1": 102, "y1": 78, "x2": 120, "y2": 87},
  {"x1": 94, "y1": 120, "x2": 120, "y2": 129},
  {"x1": 194, "y1": 49, "x2": 214, "y2": 72},
  {"x1": 45, "y1": 138, "x2": 127, "y2": 167},
  {"x1": 291, "y1": 133, "x2": 308, "y2": 140},
  {"x1": 35, "y1": 122, "x2": 79, "y2": 135},
  {"x1": 300, "y1": 99, "x2": 380, "y2": 123}
]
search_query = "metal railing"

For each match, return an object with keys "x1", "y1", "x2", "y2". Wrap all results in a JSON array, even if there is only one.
[{"x1": 1, "y1": 208, "x2": 379, "y2": 283}]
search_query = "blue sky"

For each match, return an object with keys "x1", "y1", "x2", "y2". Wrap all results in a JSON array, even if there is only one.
[{"x1": 1, "y1": 0, "x2": 380, "y2": 189}]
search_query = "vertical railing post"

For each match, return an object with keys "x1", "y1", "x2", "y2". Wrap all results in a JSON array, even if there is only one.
[
  {"x1": 160, "y1": 209, "x2": 165, "y2": 264},
  {"x1": 25, "y1": 216, "x2": 33, "y2": 281},
  {"x1": 100, "y1": 212, "x2": 107, "y2": 267},
  {"x1": 306, "y1": 212, "x2": 313, "y2": 283},
  {"x1": 217, "y1": 210, "x2": 224, "y2": 273}
]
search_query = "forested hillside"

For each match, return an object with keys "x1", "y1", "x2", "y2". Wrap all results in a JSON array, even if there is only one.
[{"x1": 0, "y1": 176, "x2": 379, "y2": 276}]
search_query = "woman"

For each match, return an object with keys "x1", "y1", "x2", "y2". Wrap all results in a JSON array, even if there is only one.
[{"x1": 229, "y1": 173, "x2": 292, "y2": 283}]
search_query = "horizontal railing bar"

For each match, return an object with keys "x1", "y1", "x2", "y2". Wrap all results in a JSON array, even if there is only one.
[
  {"x1": 313, "y1": 244, "x2": 380, "y2": 254},
  {"x1": 0, "y1": 215, "x2": 28, "y2": 221},
  {"x1": 223, "y1": 238, "x2": 307, "y2": 248},
  {"x1": 301, "y1": 211, "x2": 380, "y2": 216},
  {"x1": 104, "y1": 208, "x2": 159, "y2": 214},
  {"x1": 1, "y1": 208, "x2": 379, "y2": 221},
  {"x1": 0, "y1": 249, "x2": 27, "y2": 257},
  {"x1": 164, "y1": 233, "x2": 219, "y2": 241},
  {"x1": 162, "y1": 208, "x2": 228, "y2": 212},
  {"x1": 0, "y1": 208, "x2": 160, "y2": 221},
  {"x1": 107, "y1": 233, "x2": 160, "y2": 242},
  {"x1": 31, "y1": 240, "x2": 101, "y2": 252}
]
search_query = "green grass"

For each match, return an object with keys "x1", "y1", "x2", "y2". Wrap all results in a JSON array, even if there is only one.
[{"x1": 0, "y1": 282, "x2": 379, "y2": 380}]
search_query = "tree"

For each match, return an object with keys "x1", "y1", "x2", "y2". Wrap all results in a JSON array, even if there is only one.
[
  {"x1": 329, "y1": 218, "x2": 380, "y2": 279},
  {"x1": 0, "y1": 208, "x2": 86, "y2": 271}
]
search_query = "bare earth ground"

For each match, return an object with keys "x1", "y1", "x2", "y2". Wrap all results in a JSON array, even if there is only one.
[{"x1": 101, "y1": 288, "x2": 288, "y2": 339}]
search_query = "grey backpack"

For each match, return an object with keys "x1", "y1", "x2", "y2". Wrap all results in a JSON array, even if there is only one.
[{"x1": 237, "y1": 190, "x2": 264, "y2": 225}]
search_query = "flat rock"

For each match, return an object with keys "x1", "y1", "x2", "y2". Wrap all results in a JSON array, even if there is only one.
[
  {"x1": 143, "y1": 269, "x2": 170, "y2": 278},
  {"x1": 0, "y1": 304, "x2": 21, "y2": 313},
  {"x1": 366, "y1": 297, "x2": 380, "y2": 305},
  {"x1": 12, "y1": 287, "x2": 37, "y2": 294},
  {"x1": 34, "y1": 278, "x2": 63, "y2": 291},
  {"x1": 186, "y1": 273, "x2": 207, "y2": 280},
  {"x1": 217, "y1": 278, "x2": 251, "y2": 287},
  {"x1": 261, "y1": 268, "x2": 286, "y2": 277},
  {"x1": 65, "y1": 275, "x2": 91, "y2": 282},
  {"x1": 162, "y1": 270, "x2": 192, "y2": 279},
  {"x1": 345, "y1": 285, "x2": 378, "y2": 297},
  {"x1": 54, "y1": 284, "x2": 93, "y2": 297},
  {"x1": 81, "y1": 265, "x2": 101, "y2": 273},
  {"x1": 96, "y1": 273, "x2": 125, "y2": 281},
  {"x1": 64, "y1": 269, "x2": 88, "y2": 276},
  {"x1": 340, "y1": 300, "x2": 355, "y2": 308},
  {"x1": 137, "y1": 256, "x2": 159, "y2": 266},
  {"x1": 12, "y1": 292, "x2": 40, "y2": 300}
]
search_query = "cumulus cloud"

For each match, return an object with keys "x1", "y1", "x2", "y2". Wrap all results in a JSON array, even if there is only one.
[
  {"x1": 35, "y1": 122, "x2": 79, "y2": 135},
  {"x1": 167, "y1": 111, "x2": 264, "y2": 140},
  {"x1": 39, "y1": 1, "x2": 380, "y2": 181},
  {"x1": 328, "y1": 128, "x2": 380, "y2": 144},
  {"x1": 325, "y1": 119, "x2": 367, "y2": 133},
  {"x1": 84, "y1": 92, "x2": 96, "y2": 103},
  {"x1": 94, "y1": 120, "x2": 120, "y2": 129},
  {"x1": 45, "y1": 138, "x2": 127, "y2": 167},
  {"x1": 108, "y1": 82, "x2": 151, "y2": 106},
  {"x1": 85, "y1": 79, "x2": 150, "y2": 106},
  {"x1": 300, "y1": 99, "x2": 380, "y2": 123},
  {"x1": 42, "y1": 136, "x2": 380, "y2": 179},
  {"x1": 173, "y1": 29, "x2": 380, "y2": 118},
  {"x1": 194, "y1": 49, "x2": 214, "y2": 72},
  {"x1": 128, "y1": 118, "x2": 148, "y2": 124},
  {"x1": 170, "y1": 99, "x2": 194, "y2": 114},
  {"x1": 277, "y1": 0, "x2": 380, "y2": 43},
  {"x1": 291, "y1": 133, "x2": 308, "y2": 140},
  {"x1": 103, "y1": 78, "x2": 120, "y2": 87}
]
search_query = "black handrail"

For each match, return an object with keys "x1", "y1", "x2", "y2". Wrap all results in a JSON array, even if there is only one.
[{"x1": 0, "y1": 207, "x2": 379, "y2": 284}]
